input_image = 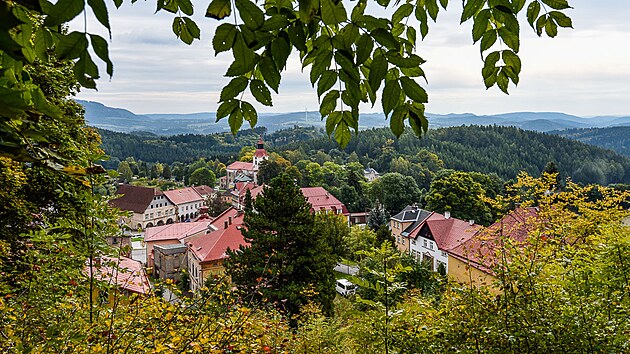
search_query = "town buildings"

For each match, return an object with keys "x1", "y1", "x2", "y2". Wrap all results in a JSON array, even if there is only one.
[{"x1": 224, "y1": 137, "x2": 268, "y2": 187}]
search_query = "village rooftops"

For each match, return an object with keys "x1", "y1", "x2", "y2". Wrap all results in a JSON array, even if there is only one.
[
  {"x1": 84, "y1": 256, "x2": 151, "y2": 295},
  {"x1": 163, "y1": 187, "x2": 203, "y2": 205},
  {"x1": 392, "y1": 205, "x2": 431, "y2": 223},
  {"x1": 447, "y1": 207, "x2": 539, "y2": 274},
  {"x1": 188, "y1": 213, "x2": 247, "y2": 263},
  {"x1": 301, "y1": 187, "x2": 349, "y2": 214},
  {"x1": 193, "y1": 185, "x2": 214, "y2": 197},
  {"x1": 226, "y1": 161, "x2": 255, "y2": 171},
  {"x1": 144, "y1": 221, "x2": 213, "y2": 242},
  {"x1": 109, "y1": 184, "x2": 163, "y2": 214}
]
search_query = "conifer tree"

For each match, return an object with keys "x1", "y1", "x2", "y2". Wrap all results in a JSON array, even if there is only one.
[{"x1": 226, "y1": 174, "x2": 338, "y2": 318}]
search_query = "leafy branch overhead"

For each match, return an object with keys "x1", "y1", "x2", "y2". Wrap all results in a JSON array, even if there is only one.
[{"x1": 0, "y1": 0, "x2": 573, "y2": 163}]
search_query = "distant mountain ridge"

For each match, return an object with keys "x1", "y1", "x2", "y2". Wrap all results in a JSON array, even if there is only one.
[{"x1": 79, "y1": 100, "x2": 630, "y2": 136}]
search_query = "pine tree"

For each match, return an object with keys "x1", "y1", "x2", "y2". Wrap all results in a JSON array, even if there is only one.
[{"x1": 226, "y1": 174, "x2": 338, "y2": 319}]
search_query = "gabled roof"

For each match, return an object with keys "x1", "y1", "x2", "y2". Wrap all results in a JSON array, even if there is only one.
[
  {"x1": 232, "y1": 182, "x2": 264, "y2": 199},
  {"x1": 209, "y1": 207, "x2": 243, "y2": 230},
  {"x1": 163, "y1": 187, "x2": 203, "y2": 205},
  {"x1": 193, "y1": 185, "x2": 214, "y2": 197},
  {"x1": 227, "y1": 161, "x2": 254, "y2": 171},
  {"x1": 392, "y1": 205, "x2": 427, "y2": 223},
  {"x1": 144, "y1": 221, "x2": 212, "y2": 242},
  {"x1": 425, "y1": 217, "x2": 481, "y2": 251},
  {"x1": 400, "y1": 209, "x2": 433, "y2": 235},
  {"x1": 188, "y1": 213, "x2": 247, "y2": 263},
  {"x1": 85, "y1": 256, "x2": 151, "y2": 295},
  {"x1": 234, "y1": 173, "x2": 253, "y2": 183},
  {"x1": 109, "y1": 184, "x2": 163, "y2": 214},
  {"x1": 254, "y1": 148, "x2": 268, "y2": 158},
  {"x1": 447, "y1": 207, "x2": 540, "y2": 274},
  {"x1": 301, "y1": 187, "x2": 349, "y2": 215}
]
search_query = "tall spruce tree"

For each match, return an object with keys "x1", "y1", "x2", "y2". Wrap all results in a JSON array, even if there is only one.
[{"x1": 226, "y1": 174, "x2": 338, "y2": 318}]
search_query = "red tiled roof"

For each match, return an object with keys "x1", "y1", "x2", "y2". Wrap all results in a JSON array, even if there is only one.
[
  {"x1": 227, "y1": 161, "x2": 255, "y2": 171},
  {"x1": 209, "y1": 207, "x2": 244, "y2": 230},
  {"x1": 300, "y1": 187, "x2": 349, "y2": 215},
  {"x1": 193, "y1": 185, "x2": 214, "y2": 197},
  {"x1": 447, "y1": 207, "x2": 540, "y2": 274},
  {"x1": 163, "y1": 187, "x2": 203, "y2": 205},
  {"x1": 426, "y1": 218, "x2": 481, "y2": 251},
  {"x1": 188, "y1": 214, "x2": 247, "y2": 263},
  {"x1": 84, "y1": 256, "x2": 151, "y2": 295},
  {"x1": 109, "y1": 184, "x2": 163, "y2": 214},
  {"x1": 254, "y1": 149, "x2": 267, "y2": 158},
  {"x1": 144, "y1": 221, "x2": 212, "y2": 242}
]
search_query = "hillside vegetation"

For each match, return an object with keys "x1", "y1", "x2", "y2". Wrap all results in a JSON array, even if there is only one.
[
  {"x1": 553, "y1": 126, "x2": 630, "y2": 157},
  {"x1": 100, "y1": 125, "x2": 630, "y2": 185}
]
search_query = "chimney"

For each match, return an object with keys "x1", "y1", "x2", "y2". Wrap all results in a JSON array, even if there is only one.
[
  {"x1": 469, "y1": 219, "x2": 475, "y2": 225},
  {"x1": 224, "y1": 221, "x2": 229, "y2": 229},
  {"x1": 444, "y1": 211, "x2": 451, "y2": 219},
  {"x1": 229, "y1": 216, "x2": 232, "y2": 225}
]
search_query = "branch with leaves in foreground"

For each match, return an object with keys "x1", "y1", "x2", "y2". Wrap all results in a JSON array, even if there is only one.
[{"x1": 1, "y1": 0, "x2": 573, "y2": 167}]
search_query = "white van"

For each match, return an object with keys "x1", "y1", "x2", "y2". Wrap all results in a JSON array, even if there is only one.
[{"x1": 336, "y1": 279, "x2": 357, "y2": 296}]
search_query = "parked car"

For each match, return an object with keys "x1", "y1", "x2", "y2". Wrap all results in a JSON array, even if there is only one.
[{"x1": 336, "y1": 278, "x2": 357, "y2": 296}]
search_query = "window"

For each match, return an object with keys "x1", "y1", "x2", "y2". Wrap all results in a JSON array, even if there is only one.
[
  {"x1": 423, "y1": 239, "x2": 427, "y2": 247},
  {"x1": 145, "y1": 214, "x2": 149, "y2": 220},
  {"x1": 441, "y1": 251, "x2": 448, "y2": 258},
  {"x1": 429, "y1": 242, "x2": 434, "y2": 250},
  {"x1": 412, "y1": 240, "x2": 416, "y2": 245},
  {"x1": 150, "y1": 213, "x2": 154, "y2": 218},
  {"x1": 157, "y1": 211, "x2": 161, "y2": 217}
]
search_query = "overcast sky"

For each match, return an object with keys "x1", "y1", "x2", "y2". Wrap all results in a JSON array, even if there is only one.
[{"x1": 73, "y1": 0, "x2": 630, "y2": 117}]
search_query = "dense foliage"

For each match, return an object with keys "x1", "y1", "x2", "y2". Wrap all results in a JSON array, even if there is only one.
[{"x1": 554, "y1": 126, "x2": 630, "y2": 157}]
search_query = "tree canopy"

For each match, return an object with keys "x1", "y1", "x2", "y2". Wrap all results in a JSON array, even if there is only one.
[{"x1": 1, "y1": 0, "x2": 574, "y2": 167}]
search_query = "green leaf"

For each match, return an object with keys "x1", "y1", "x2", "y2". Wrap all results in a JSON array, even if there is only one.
[
  {"x1": 221, "y1": 76, "x2": 249, "y2": 101},
  {"x1": 321, "y1": 0, "x2": 347, "y2": 26},
  {"x1": 415, "y1": 7, "x2": 429, "y2": 39},
  {"x1": 241, "y1": 101, "x2": 258, "y2": 128},
  {"x1": 250, "y1": 79, "x2": 272, "y2": 106},
  {"x1": 89, "y1": 34, "x2": 113, "y2": 77},
  {"x1": 259, "y1": 57, "x2": 281, "y2": 93},
  {"x1": 526, "y1": 1, "x2": 540, "y2": 29},
  {"x1": 299, "y1": 0, "x2": 319, "y2": 23},
  {"x1": 206, "y1": 0, "x2": 231, "y2": 19},
  {"x1": 472, "y1": 9, "x2": 490, "y2": 43},
  {"x1": 288, "y1": 24, "x2": 307, "y2": 51},
  {"x1": 498, "y1": 27, "x2": 519, "y2": 52},
  {"x1": 371, "y1": 29, "x2": 400, "y2": 51},
  {"x1": 216, "y1": 99, "x2": 239, "y2": 120},
  {"x1": 541, "y1": 0, "x2": 571, "y2": 10},
  {"x1": 355, "y1": 34, "x2": 374, "y2": 66},
  {"x1": 226, "y1": 33, "x2": 258, "y2": 76},
  {"x1": 461, "y1": 0, "x2": 484, "y2": 23},
  {"x1": 390, "y1": 105, "x2": 406, "y2": 137},
  {"x1": 87, "y1": 0, "x2": 111, "y2": 34},
  {"x1": 55, "y1": 31, "x2": 88, "y2": 60},
  {"x1": 172, "y1": 17, "x2": 200, "y2": 45},
  {"x1": 326, "y1": 110, "x2": 343, "y2": 136},
  {"x1": 43, "y1": 0, "x2": 85, "y2": 26},
  {"x1": 549, "y1": 11, "x2": 573, "y2": 28},
  {"x1": 426, "y1": 0, "x2": 439, "y2": 21},
  {"x1": 320, "y1": 90, "x2": 339, "y2": 117},
  {"x1": 480, "y1": 29, "x2": 497, "y2": 52},
  {"x1": 382, "y1": 78, "x2": 401, "y2": 117},
  {"x1": 369, "y1": 51, "x2": 387, "y2": 94},
  {"x1": 400, "y1": 77, "x2": 428, "y2": 103},
  {"x1": 74, "y1": 53, "x2": 99, "y2": 89},
  {"x1": 260, "y1": 15, "x2": 290, "y2": 31},
  {"x1": 392, "y1": 4, "x2": 413, "y2": 24},
  {"x1": 502, "y1": 50, "x2": 521, "y2": 74},
  {"x1": 228, "y1": 108, "x2": 244, "y2": 134},
  {"x1": 334, "y1": 120, "x2": 351, "y2": 147},
  {"x1": 386, "y1": 53, "x2": 423, "y2": 68},
  {"x1": 271, "y1": 34, "x2": 291, "y2": 70},
  {"x1": 235, "y1": 0, "x2": 264, "y2": 30},
  {"x1": 213, "y1": 24, "x2": 238, "y2": 55},
  {"x1": 440, "y1": 0, "x2": 448, "y2": 9},
  {"x1": 317, "y1": 70, "x2": 337, "y2": 97},
  {"x1": 536, "y1": 14, "x2": 547, "y2": 36},
  {"x1": 177, "y1": 0, "x2": 194, "y2": 15},
  {"x1": 545, "y1": 19, "x2": 558, "y2": 37},
  {"x1": 496, "y1": 68, "x2": 509, "y2": 93},
  {"x1": 343, "y1": 109, "x2": 358, "y2": 130},
  {"x1": 408, "y1": 103, "x2": 428, "y2": 136}
]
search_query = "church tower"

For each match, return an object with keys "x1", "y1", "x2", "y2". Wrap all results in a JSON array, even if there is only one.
[{"x1": 252, "y1": 136, "x2": 268, "y2": 169}]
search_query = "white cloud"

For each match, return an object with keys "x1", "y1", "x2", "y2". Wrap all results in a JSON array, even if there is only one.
[{"x1": 75, "y1": 0, "x2": 630, "y2": 116}]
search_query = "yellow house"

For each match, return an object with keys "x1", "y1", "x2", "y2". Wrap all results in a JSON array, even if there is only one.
[{"x1": 446, "y1": 207, "x2": 540, "y2": 291}]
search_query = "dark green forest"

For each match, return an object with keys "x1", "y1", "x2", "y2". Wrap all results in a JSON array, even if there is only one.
[
  {"x1": 553, "y1": 126, "x2": 630, "y2": 157},
  {"x1": 100, "y1": 125, "x2": 630, "y2": 185}
]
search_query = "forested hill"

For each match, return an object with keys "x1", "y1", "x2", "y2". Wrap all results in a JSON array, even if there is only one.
[
  {"x1": 99, "y1": 125, "x2": 630, "y2": 185},
  {"x1": 551, "y1": 127, "x2": 630, "y2": 157},
  {"x1": 281, "y1": 125, "x2": 629, "y2": 185}
]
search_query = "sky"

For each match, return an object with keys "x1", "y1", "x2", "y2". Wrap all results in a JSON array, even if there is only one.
[{"x1": 73, "y1": 0, "x2": 630, "y2": 117}]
